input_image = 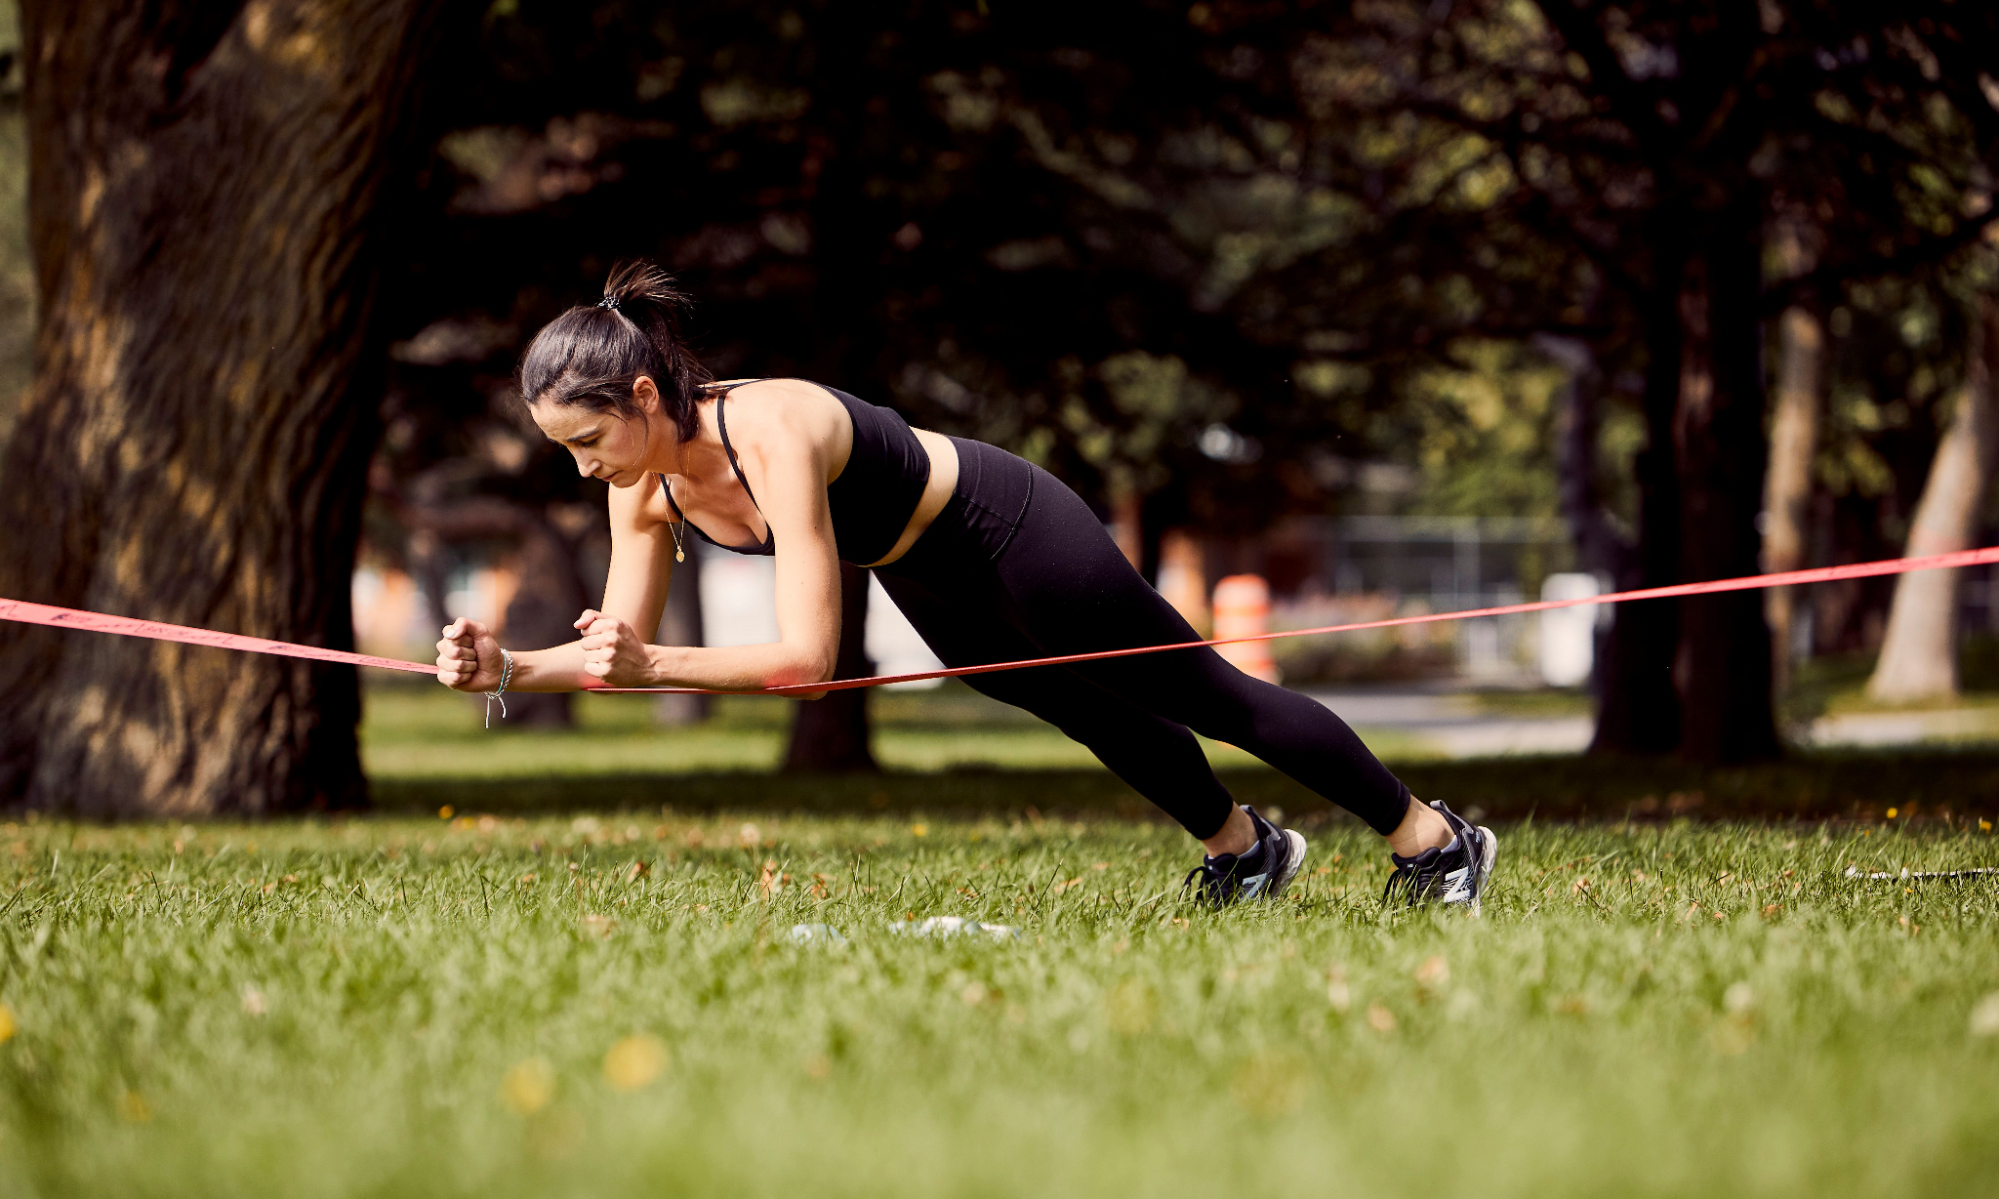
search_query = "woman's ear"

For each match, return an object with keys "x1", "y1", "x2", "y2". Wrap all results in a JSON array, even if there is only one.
[{"x1": 632, "y1": 375, "x2": 662, "y2": 413}]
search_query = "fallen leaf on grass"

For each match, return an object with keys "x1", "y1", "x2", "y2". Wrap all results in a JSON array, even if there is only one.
[
  {"x1": 1325, "y1": 965, "x2": 1351, "y2": 1013},
  {"x1": 602, "y1": 1035, "x2": 669, "y2": 1092},
  {"x1": 501, "y1": 1057, "x2": 555, "y2": 1115}
]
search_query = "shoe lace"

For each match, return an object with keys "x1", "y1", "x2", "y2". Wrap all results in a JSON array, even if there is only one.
[
  {"x1": 1382, "y1": 854, "x2": 1446, "y2": 905},
  {"x1": 1382, "y1": 862, "x2": 1419, "y2": 905},
  {"x1": 1182, "y1": 860, "x2": 1235, "y2": 904}
]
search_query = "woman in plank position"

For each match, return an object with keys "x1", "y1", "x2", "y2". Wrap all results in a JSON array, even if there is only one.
[{"x1": 436, "y1": 264, "x2": 1497, "y2": 910}]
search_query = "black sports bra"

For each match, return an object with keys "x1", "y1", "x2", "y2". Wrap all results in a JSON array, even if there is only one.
[{"x1": 661, "y1": 380, "x2": 931, "y2": 565}]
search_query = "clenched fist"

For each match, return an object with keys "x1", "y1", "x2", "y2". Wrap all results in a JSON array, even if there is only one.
[
  {"x1": 575, "y1": 609, "x2": 653, "y2": 686},
  {"x1": 435, "y1": 618, "x2": 503, "y2": 691}
]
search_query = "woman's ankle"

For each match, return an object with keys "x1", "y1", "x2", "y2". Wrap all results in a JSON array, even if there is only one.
[
  {"x1": 1386, "y1": 798, "x2": 1453, "y2": 858},
  {"x1": 1200, "y1": 805, "x2": 1257, "y2": 858}
]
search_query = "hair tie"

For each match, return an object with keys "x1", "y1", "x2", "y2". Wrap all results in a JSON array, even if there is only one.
[{"x1": 597, "y1": 295, "x2": 621, "y2": 311}]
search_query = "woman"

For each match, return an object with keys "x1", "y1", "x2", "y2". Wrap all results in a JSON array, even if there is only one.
[{"x1": 436, "y1": 263, "x2": 1497, "y2": 910}]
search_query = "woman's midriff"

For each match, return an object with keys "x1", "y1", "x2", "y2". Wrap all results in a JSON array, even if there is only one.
[{"x1": 860, "y1": 428, "x2": 959, "y2": 568}]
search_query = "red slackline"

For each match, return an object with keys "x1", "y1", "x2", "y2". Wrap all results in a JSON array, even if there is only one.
[{"x1": 4, "y1": 544, "x2": 1998, "y2": 697}]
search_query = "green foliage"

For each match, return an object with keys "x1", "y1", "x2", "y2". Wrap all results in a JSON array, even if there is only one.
[
  {"x1": 0, "y1": 813, "x2": 1991, "y2": 1195},
  {"x1": 1388, "y1": 338, "x2": 1567, "y2": 519}
]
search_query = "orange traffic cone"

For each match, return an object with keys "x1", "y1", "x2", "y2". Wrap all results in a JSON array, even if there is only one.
[{"x1": 1211, "y1": 574, "x2": 1280, "y2": 684}]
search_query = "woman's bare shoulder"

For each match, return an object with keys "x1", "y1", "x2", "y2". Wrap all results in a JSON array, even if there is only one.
[{"x1": 713, "y1": 378, "x2": 847, "y2": 449}]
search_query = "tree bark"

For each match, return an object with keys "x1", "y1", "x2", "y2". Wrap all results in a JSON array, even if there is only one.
[
  {"x1": 0, "y1": 0, "x2": 454, "y2": 816},
  {"x1": 1866, "y1": 295, "x2": 1999, "y2": 702},
  {"x1": 783, "y1": 562, "x2": 878, "y2": 772},
  {"x1": 1762, "y1": 305, "x2": 1823, "y2": 697},
  {"x1": 1672, "y1": 207, "x2": 1780, "y2": 764},
  {"x1": 1590, "y1": 214, "x2": 1683, "y2": 755},
  {"x1": 654, "y1": 542, "x2": 711, "y2": 727}
]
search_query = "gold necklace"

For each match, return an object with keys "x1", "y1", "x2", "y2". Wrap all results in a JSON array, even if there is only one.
[{"x1": 664, "y1": 478, "x2": 687, "y2": 563}]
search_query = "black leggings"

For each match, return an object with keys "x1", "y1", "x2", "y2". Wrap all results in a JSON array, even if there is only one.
[{"x1": 873, "y1": 439, "x2": 1411, "y2": 840}]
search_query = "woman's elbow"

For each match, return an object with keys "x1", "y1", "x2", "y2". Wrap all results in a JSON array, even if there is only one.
[{"x1": 768, "y1": 646, "x2": 840, "y2": 694}]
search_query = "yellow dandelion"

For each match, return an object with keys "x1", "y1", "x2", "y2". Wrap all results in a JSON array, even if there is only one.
[
  {"x1": 910, "y1": 823, "x2": 929, "y2": 837},
  {"x1": 602, "y1": 1035, "x2": 669, "y2": 1093},
  {"x1": 0, "y1": 1003, "x2": 16, "y2": 1044},
  {"x1": 438, "y1": 805, "x2": 454, "y2": 820},
  {"x1": 1886, "y1": 808, "x2": 1898, "y2": 819},
  {"x1": 500, "y1": 1057, "x2": 556, "y2": 1115}
]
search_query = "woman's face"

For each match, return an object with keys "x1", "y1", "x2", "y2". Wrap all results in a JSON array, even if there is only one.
[{"x1": 529, "y1": 377, "x2": 670, "y2": 487}]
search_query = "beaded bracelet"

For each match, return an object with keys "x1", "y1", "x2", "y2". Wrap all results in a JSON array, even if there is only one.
[{"x1": 484, "y1": 647, "x2": 514, "y2": 729}]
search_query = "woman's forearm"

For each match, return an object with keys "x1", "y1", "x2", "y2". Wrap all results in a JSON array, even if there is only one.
[
  {"x1": 499, "y1": 639, "x2": 834, "y2": 693},
  {"x1": 640, "y1": 641, "x2": 837, "y2": 692},
  {"x1": 499, "y1": 642, "x2": 596, "y2": 692}
]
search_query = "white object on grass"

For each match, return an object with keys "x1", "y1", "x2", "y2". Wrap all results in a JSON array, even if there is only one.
[
  {"x1": 889, "y1": 916, "x2": 1019, "y2": 940},
  {"x1": 1844, "y1": 866, "x2": 1999, "y2": 881},
  {"x1": 788, "y1": 923, "x2": 848, "y2": 944}
]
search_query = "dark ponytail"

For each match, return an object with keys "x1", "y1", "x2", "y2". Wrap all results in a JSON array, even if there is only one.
[{"x1": 518, "y1": 261, "x2": 712, "y2": 440}]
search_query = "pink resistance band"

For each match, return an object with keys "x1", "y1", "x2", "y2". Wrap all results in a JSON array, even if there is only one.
[{"x1": 4, "y1": 544, "x2": 1998, "y2": 697}]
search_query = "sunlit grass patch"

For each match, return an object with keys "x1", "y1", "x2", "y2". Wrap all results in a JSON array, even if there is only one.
[{"x1": 0, "y1": 813, "x2": 1992, "y2": 1197}]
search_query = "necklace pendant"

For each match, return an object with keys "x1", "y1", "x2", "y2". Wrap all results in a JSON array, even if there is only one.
[{"x1": 675, "y1": 548, "x2": 685, "y2": 563}]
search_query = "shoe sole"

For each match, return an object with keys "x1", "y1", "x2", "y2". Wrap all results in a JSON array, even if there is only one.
[
  {"x1": 1467, "y1": 826, "x2": 1498, "y2": 917},
  {"x1": 1262, "y1": 830, "x2": 1309, "y2": 900}
]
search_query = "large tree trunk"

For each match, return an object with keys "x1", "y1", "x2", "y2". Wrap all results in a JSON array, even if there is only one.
[
  {"x1": 0, "y1": 1, "x2": 452, "y2": 817},
  {"x1": 1672, "y1": 207, "x2": 1779, "y2": 763},
  {"x1": 1867, "y1": 295, "x2": 1999, "y2": 702},
  {"x1": 1762, "y1": 305, "x2": 1823, "y2": 697},
  {"x1": 1590, "y1": 213, "x2": 1683, "y2": 755},
  {"x1": 784, "y1": 562, "x2": 878, "y2": 772}
]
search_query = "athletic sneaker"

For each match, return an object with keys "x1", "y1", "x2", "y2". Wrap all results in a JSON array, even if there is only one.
[
  {"x1": 1383, "y1": 800, "x2": 1498, "y2": 915},
  {"x1": 1182, "y1": 806, "x2": 1308, "y2": 907}
]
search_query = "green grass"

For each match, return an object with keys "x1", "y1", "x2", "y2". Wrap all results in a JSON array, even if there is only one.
[{"x1": 0, "y1": 811, "x2": 1994, "y2": 1197}]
